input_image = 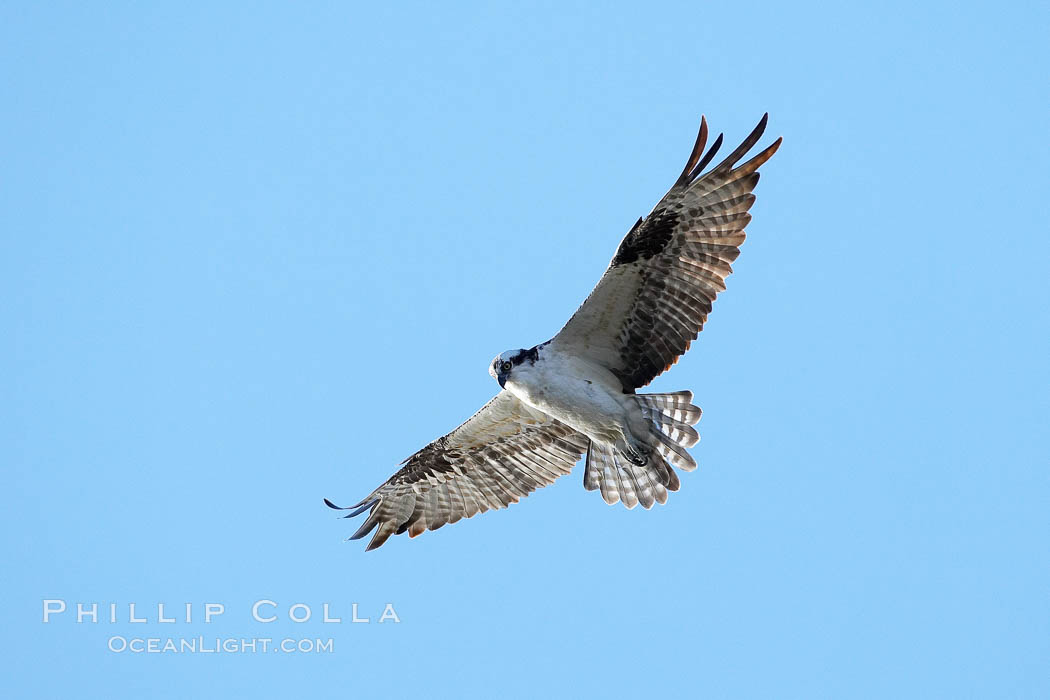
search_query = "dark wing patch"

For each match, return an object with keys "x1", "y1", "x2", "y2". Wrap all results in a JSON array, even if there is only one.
[
  {"x1": 551, "y1": 114, "x2": 782, "y2": 391},
  {"x1": 326, "y1": 392, "x2": 587, "y2": 550},
  {"x1": 610, "y1": 210, "x2": 679, "y2": 267}
]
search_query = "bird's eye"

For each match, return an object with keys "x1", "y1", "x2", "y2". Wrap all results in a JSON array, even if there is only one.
[{"x1": 501, "y1": 361, "x2": 512, "y2": 372}]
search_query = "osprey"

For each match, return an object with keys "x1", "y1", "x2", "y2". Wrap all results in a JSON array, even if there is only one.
[{"x1": 327, "y1": 115, "x2": 782, "y2": 550}]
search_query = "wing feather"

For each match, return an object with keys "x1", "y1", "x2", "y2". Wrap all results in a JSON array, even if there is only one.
[
  {"x1": 551, "y1": 114, "x2": 781, "y2": 390},
  {"x1": 326, "y1": 392, "x2": 587, "y2": 550}
]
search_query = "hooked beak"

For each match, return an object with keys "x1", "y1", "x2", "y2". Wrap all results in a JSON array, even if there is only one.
[{"x1": 497, "y1": 373, "x2": 507, "y2": 389}]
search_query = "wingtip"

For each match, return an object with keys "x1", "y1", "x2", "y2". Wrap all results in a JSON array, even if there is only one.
[
  {"x1": 680, "y1": 113, "x2": 775, "y2": 185},
  {"x1": 677, "y1": 116, "x2": 711, "y2": 185},
  {"x1": 750, "y1": 113, "x2": 769, "y2": 142},
  {"x1": 766, "y1": 135, "x2": 784, "y2": 159},
  {"x1": 735, "y1": 134, "x2": 783, "y2": 175},
  {"x1": 326, "y1": 494, "x2": 381, "y2": 518},
  {"x1": 752, "y1": 113, "x2": 769, "y2": 138},
  {"x1": 694, "y1": 132, "x2": 724, "y2": 176}
]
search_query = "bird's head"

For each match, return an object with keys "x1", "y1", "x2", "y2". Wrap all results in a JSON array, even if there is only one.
[
  {"x1": 489, "y1": 346, "x2": 541, "y2": 388},
  {"x1": 489, "y1": 350, "x2": 520, "y2": 389}
]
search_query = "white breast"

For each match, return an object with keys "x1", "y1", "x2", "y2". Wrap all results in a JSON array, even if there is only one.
[{"x1": 504, "y1": 347, "x2": 630, "y2": 444}]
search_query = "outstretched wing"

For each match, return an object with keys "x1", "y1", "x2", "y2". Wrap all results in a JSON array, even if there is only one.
[
  {"x1": 326, "y1": 392, "x2": 587, "y2": 550},
  {"x1": 550, "y1": 114, "x2": 782, "y2": 391}
]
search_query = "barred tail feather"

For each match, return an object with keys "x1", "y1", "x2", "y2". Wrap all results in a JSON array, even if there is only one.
[
  {"x1": 585, "y1": 440, "x2": 670, "y2": 510},
  {"x1": 634, "y1": 391, "x2": 702, "y2": 434},
  {"x1": 583, "y1": 391, "x2": 701, "y2": 509}
]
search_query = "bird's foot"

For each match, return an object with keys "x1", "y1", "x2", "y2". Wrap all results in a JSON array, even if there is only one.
[{"x1": 620, "y1": 441, "x2": 649, "y2": 466}]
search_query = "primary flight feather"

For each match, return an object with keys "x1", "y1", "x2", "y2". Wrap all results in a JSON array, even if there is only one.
[{"x1": 326, "y1": 114, "x2": 782, "y2": 550}]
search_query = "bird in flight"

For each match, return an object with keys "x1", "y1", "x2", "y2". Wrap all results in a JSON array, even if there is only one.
[{"x1": 326, "y1": 114, "x2": 781, "y2": 550}]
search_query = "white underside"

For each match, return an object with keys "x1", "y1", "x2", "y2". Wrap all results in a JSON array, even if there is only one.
[{"x1": 502, "y1": 346, "x2": 647, "y2": 448}]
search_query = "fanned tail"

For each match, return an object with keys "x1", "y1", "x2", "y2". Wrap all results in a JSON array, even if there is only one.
[
  {"x1": 585, "y1": 440, "x2": 674, "y2": 509},
  {"x1": 583, "y1": 391, "x2": 701, "y2": 509}
]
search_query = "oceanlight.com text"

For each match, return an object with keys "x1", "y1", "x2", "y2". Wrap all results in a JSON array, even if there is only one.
[{"x1": 107, "y1": 636, "x2": 335, "y2": 654}]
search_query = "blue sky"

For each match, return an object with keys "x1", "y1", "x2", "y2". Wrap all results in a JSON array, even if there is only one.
[{"x1": 2, "y1": 1, "x2": 1047, "y2": 698}]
